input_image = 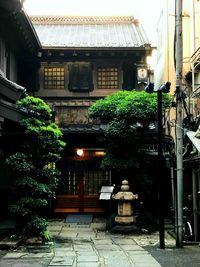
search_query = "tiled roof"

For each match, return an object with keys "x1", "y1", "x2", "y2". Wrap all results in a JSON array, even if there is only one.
[{"x1": 30, "y1": 16, "x2": 150, "y2": 48}]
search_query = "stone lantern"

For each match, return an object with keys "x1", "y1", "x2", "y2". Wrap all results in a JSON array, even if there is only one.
[{"x1": 112, "y1": 180, "x2": 138, "y2": 225}]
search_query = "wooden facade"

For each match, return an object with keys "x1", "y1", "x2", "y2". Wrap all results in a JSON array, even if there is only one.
[{"x1": 28, "y1": 16, "x2": 153, "y2": 215}]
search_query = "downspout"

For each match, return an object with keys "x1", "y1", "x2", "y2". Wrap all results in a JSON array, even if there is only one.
[
  {"x1": 166, "y1": 0, "x2": 170, "y2": 81},
  {"x1": 193, "y1": 0, "x2": 196, "y2": 51},
  {"x1": 191, "y1": 0, "x2": 197, "y2": 114}
]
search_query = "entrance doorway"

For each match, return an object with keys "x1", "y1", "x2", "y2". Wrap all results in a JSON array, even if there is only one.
[{"x1": 54, "y1": 170, "x2": 111, "y2": 213}]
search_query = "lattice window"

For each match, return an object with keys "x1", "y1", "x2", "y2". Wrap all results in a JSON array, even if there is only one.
[
  {"x1": 84, "y1": 170, "x2": 111, "y2": 195},
  {"x1": 97, "y1": 67, "x2": 118, "y2": 89},
  {"x1": 57, "y1": 170, "x2": 111, "y2": 195},
  {"x1": 44, "y1": 67, "x2": 65, "y2": 89}
]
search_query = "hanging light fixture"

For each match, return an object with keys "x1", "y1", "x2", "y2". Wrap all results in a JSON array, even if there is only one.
[{"x1": 76, "y1": 149, "x2": 84, "y2": 157}]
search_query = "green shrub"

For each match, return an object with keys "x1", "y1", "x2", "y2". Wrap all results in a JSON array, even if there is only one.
[
  {"x1": 6, "y1": 96, "x2": 65, "y2": 239},
  {"x1": 89, "y1": 90, "x2": 172, "y2": 174},
  {"x1": 24, "y1": 216, "x2": 48, "y2": 238}
]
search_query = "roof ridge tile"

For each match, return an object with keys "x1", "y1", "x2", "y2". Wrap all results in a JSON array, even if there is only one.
[{"x1": 30, "y1": 15, "x2": 136, "y2": 25}]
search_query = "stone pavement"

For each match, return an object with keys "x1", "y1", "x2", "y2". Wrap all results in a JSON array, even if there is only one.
[{"x1": 0, "y1": 218, "x2": 175, "y2": 267}]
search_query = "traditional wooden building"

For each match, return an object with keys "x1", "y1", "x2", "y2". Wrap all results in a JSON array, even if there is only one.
[
  {"x1": 29, "y1": 15, "x2": 153, "y2": 214},
  {"x1": 0, "y1": 4, "x2": 154, "y2": 216},
  {"x1": 0, "y1": 0, "x2": 41, "y2": 217}
]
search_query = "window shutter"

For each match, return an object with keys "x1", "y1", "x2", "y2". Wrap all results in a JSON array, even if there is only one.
[
  {"x1": 80, "y1": 64, "x2": 92, "y2": 90},
  {"x1": 69, "y1": 63, "x2": 93, "y2": 91},
  {"x1": 69, "y1": 64, "x2": 79, "y2": 90},
  {"x1": 122, "y1": 64, "x2": 135, "y2": 90}
]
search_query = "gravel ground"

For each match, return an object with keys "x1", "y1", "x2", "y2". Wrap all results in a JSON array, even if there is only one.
[
  {"x1": 146, "y1": 245, "x2": 200, "y2": 267},
  {"x1": 134, "y1": 231, "x2": 200, "y2": 267}
]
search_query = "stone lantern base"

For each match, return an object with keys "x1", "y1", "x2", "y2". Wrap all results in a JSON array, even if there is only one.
[
  {"x1": 115, "y1": 215, "x2": 136, "y2": 224},
  {"x1": 110, "y1": 222, "x2": 140, "y2": 234}
]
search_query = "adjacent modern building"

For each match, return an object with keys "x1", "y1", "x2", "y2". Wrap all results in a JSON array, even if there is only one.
[{"x1": 155, "y1": 0, "x2": 200, "y2": 240}]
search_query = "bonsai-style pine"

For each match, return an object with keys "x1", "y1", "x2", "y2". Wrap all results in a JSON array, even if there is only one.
[{"x1": 6, "y1": 96, "x2": 65, "y2": 241}]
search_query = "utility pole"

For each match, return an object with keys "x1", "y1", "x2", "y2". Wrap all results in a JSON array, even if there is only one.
[
  {"x1": 175, "y1": 0, "x2": 183, "y2": 247},
  {"x1": 145, "y1": 82, "x2": 171, "y2": 249}
]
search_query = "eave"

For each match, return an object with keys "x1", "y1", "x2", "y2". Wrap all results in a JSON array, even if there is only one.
[
  {"x1": 0, "y1": 0, "x2": 21, "y2": 12},
  {"x1": 0, "y1": 0, "x2": 41, "y2": 56},
  {"x1": 0, "y1": 76, "x2": 26, "y2": 102},
  {"x1": 13, "y1": 8, "x2": 42, "y2": 54},
  {"x1": 37, "y1": 46, "x2": 151, "y2": 61},
  {"x1": 0, "y1": 99, "x2": 25, "y2": 123},
  {"x1": 41, "y1": 46, "x2": 151, "y2": 51},
  {"x1": 61, "y1": 124, "x2": 107, "y2": 134}
]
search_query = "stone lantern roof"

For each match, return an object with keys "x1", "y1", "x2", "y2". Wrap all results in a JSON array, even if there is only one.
[{"x1": 112, "y1": 180, "x2": 138, "y2": 201}]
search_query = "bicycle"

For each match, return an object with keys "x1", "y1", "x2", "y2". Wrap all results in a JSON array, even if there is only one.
[
  {"x1": 170, "y1": 206, "x2": 194, "y2": 241},
  {"x1": 182, "y1": 206, "x2": 193, "y2": 241}
]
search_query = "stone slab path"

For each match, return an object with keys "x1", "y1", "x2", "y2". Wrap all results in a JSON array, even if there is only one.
[{"x1": 0, "y1": 219, "x2": 164, "y2": 267}]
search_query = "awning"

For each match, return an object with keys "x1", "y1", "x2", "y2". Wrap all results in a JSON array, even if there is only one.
[
  {"x1": 191, "y1": 86, "x2": 200, "y2": 98},
  {"x1": 186, "y1": 131, "x2": 200, "y2": 153}
]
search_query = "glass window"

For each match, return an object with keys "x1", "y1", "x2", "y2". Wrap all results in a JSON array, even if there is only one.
[
  {"x1": 97, "y1": 67, "x2": 118, "y2": 89},
  {"x1": 44, "y1": 67, "x2": 65, "y2": 89}
]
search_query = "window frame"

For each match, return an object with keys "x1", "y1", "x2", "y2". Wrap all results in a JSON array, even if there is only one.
[
  {"x1": 97, "y1": 66, "x2": 119, "y2": 89},
  {"x1": 43, "y1": 65, "x2": 65, "y2": 90}
]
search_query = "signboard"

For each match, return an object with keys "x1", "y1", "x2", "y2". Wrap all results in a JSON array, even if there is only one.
[
  {"x1": 99, "y1": 186, "x2": 114, "y2": 200},
  {"x1": 137, "y1": 67, "x2": 148, "y2": 83}
]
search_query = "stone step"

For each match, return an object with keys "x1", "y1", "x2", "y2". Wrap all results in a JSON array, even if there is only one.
[
  {"x1": 0, "y1": 235, "x2": 22, "y2": 249},
  {"x1": 0, "y1": 229, "x2": 10, "y2": 241}
]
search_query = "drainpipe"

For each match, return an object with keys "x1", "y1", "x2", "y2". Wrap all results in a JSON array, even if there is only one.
[
  {"x1": 193, "y1": 0, "x2": 195, "y2": 51},
  {"x1": 157, "y1": 88, "x2": 165, "y2": 249},
  {"x1": 171, "y1": 167, "x2": 175, "y2": 209}
]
